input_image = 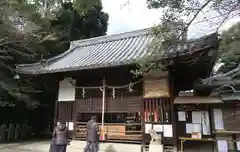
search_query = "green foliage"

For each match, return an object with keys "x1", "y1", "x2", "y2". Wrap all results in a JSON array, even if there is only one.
[
  {"x1": 219, "y1": 22, "x2": 240, "y2": 73},
  {"x1": 73, "y1": 0, "x2": 103, "y2": 15},
  {"x1": 0, "y1": 0, "x2": 108, "y2": 108},
  {"x1": 139, "y1": 0, "x2": 240, "y2": 75},
  {"x1": 39, "y1": 1, "x2": 108, "y2": 58},
  {"x1": 0, "y1": 0, "x2": 45, "y2": 108}
]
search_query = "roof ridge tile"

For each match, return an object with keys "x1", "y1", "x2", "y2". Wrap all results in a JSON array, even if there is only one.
[{"x1": 71, "y1": 28, "x2": 150, "y2": 47}]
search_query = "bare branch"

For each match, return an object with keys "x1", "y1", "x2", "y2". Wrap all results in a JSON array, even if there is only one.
[
  {"x1": 217, "y1": 84, "x2": 238, "y2": 93},
  {"x1": 217, "y1": 1, "x2": 240, "y2": 31},
  {"x1": 184, "y1": 0, "x2": 212, "y2": 33},
  {"x1": 120, "y1": 0, "x2": 130, "y2": 10},
  {"x1": 202, "y1": 64, "x2": 240, "y2": 84},
  {"x1": 140, "y1": 0, "x2": 212, "y2": 73}
]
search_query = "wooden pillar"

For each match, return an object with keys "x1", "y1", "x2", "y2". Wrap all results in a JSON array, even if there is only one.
[
  {"x1": 54, "y1": 76, "x2": 62, "y2": 130},
  {"x1": 141, "y1": 96, "x2": 145, "y2": 152},
  {"x1": 100, "y1": 78, "x2": 106, "y2": 140},
  {"x1": 71, "y1": 101, "x2": 76, "y2": 140},
  {"x1": 169, "y1": 71, "x2": 178, "y2": 151},
  {"x1": 53, "y1": 100, "x2": 58, "y2": 129}
]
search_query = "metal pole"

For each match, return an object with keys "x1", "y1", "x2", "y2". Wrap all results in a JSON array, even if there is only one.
[{"x1": 101, "y1": 78, "x2": 106, "y2": 140}]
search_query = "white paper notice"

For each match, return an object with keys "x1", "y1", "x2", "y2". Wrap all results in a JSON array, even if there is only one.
[
  {"x1": 192, "y1": 123, "x2": 201, "y2": 133},
  {"x1": 186, "y1": 123, "x2": 201, "y2": 134},
  {"x1": 145, "y1": 124, "x2": 152, "y2": 133},
  {"x1": 217, "y1": 140, "x2": 228, "y2": 152},
  {"x1": 163, "y1": 124, "x2": 173, "y2": 137},
  {"x1": 192, "y1": 111, "x2": 202, "y2": 123},
  {"x1": 68, "y1": 122, "x2": 74, "y2": 130},
  {"x1": 153, "y1": 124, "x2": 163, "y2": 132},
  {"x1": 237, "y1": 141, "x2": 240, "y2": 150},
  {"x1": 201, "y1": 111, "x2": 210, "y2": 135},
  {"x1": 178, "y1": 111, "x2": 186, "y2": 121},
  {"x1": 213, "y1": 109, "x2": 224, "y2": 130},
  {"x1": 186, "y1": 123, "x2": 192, "y2": 134}
]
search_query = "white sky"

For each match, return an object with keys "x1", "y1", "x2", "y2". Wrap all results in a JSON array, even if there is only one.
[
  {"x1": 102, "y1": 0, "x2": 161, "y2": 34},
  {"x1": 102, "y1": 0, "x2": 240, "y2": 38}
]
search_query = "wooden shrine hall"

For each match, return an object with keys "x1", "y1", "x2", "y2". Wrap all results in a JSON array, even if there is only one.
[{"x1": 16, "y1": 28, "x2": 218, "y2": 150}]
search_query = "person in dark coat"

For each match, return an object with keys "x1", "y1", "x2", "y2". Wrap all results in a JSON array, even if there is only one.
[
  {"x1": 84, "y1": 116, "x2": 99, "y2": 152},
  {"x1": 49, "y1": 123, "x2": 57, "y2": 152},
  {"x1": 52, "y1": 121, "x2": 69, "y2": 152}
]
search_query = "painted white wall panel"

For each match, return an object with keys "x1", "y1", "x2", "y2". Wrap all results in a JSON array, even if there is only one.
[{"x1": 58, "y1": 78, "x2": 76, "y2": 101}]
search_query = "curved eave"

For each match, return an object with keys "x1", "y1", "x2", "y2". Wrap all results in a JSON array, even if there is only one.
[
  {"x1": 16, "y1": 45, "x2": 216, "y2": 75},
  {"x1": 16, "y1": 31, "x2": 218, "y2": 75}
]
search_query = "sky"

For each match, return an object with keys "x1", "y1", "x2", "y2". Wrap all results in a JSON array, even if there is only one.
[
  {"x1": 102, "y1": 0, "x2": 161, "y2": 34},
  {"x1": 102, "y1": 0, "x2": 240, "y2": 38}
]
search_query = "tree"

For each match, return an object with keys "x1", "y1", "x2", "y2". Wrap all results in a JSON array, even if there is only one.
[
  {"x1": 135, "y1": 0, "x2": 240, "y2": 75},
  {"x1": 144, "y1": 0, "x2": 240, "y2": 126},
  {"x1": 0, "y1": 0, "x2": 108, "y2": 109},
  {"x1": 201, "y1": 22, "x2": 240, "y2": 91},
  {"x1": 29, "y1": 0, "x2": 108, "y2": 110},
  {"x1": 6, "y1": 0, "x2": 109, "y2": 108},
  {"x1": 0, "y1": 0, "x2": 45, "y2": 108},
  {"x1": 218, "y1": 22, "x2": 240, "y2": 73},
  {"x1": 39, "y1": 0, "x2": 108, "y2": 58}
]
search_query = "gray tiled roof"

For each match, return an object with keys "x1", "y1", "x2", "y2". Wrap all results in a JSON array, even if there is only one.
[{"x1": 16, "y1": 28, "x2": 218, "y2": 74}]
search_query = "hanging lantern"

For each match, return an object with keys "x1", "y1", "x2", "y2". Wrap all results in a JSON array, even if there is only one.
[
  {"x1": 82, "y1": 88, "x2": 86, "y2": 98},
  {"x1": 112, "y1": 88, "x2": 115, "y2": 99}
]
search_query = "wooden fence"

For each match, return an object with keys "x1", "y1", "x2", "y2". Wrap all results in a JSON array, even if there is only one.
[{"x1": 0, "y1": 123, "x2": 29, "y2": 142}]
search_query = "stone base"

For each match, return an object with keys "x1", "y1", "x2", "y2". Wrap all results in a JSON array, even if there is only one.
[{"x1": 149, "y1": 144, "x2": 163, "y2": 152}]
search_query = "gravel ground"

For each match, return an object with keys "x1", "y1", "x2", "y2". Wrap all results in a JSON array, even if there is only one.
[{"x1": 0, "y1": 140, "x2": 142, "y2": 152}]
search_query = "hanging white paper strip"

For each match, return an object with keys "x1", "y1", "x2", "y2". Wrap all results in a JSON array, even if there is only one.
[
  {"x1": 237, "y1": 141, "x2": 240, "y2": 150},
  {"x1": 213, "y1": 109, "x2": 224, "y2": 130},
  {"x1": 192, "y1": 111, "x2": 202, "y2": 123},
  {"x1": 201, "y1": 111, "x2": 210, "y2": 135},
  {"x1": 145, "y1": 124, "x2": 152, "y2": 133},
  {"x1": 68, "y1": 122, "x2": 74, "y2": 131},
  {"x1": 163, "y1": 124, "x2": 173, "y2": 137},
  {"x1": 153, "y1": 124, "x2": 163, "y2": 132},
  {"x1": 186, "y1": 123, "x2": 193, "y2": 134},
  {"x1": 178, "y1": 111, "x2": 186, "y2": 121}
]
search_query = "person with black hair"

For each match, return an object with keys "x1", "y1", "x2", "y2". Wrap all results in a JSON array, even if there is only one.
[
  {"x1": 52, "y1": 120, "x2": 69, "y2": 152},
  {"x1": 84, "y1": 116, "x2": 99, "y2": 152}
]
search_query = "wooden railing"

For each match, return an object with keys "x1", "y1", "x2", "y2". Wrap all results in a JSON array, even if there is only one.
[
  {"x1": 0, "y1": 123, "x2": 29, "y2": 142},
  {"x1": 75, "y1": 122, "x2": 142, "y2": 141}
]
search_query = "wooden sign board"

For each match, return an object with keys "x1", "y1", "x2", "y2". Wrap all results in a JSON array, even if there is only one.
[
  {"x1": 144, "y1": 78, "x2": 170, "y2": 98},
  {"x1": 98, "y1": 125, "x2": 126, "y2": 136},
  {"x1": 107, "y1": 125, "x2": 125, "y2": 136}
]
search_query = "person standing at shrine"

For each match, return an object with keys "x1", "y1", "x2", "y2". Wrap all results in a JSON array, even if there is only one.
[
  {"x1": 84, "y1": 116, "x2": 99, "y2": 152},
  {"x1": 52, "y1": 121, "x2": 69, "y2": 152}
]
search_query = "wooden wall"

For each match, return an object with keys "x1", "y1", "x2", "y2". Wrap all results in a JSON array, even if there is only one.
[
  {"x1": 56, "y1": 66, "x2": 143, "y2": 121},
  {"x1": 56, "y1": 101, "x2": 75, "y2": 121},
  {"x1": 106, "y1": 97, "x2": 141, "y2": 113},
  {"x1": 75, "y1": 97, "x2": 105, "y2": 113},
  {"x1": 222, "y1": 103, "x2": 240, "y2": 131}
]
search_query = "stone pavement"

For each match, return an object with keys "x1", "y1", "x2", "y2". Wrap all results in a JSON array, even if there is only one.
[{"x1": 0, "y1": 140, "x2": 142, "y2": 152}]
